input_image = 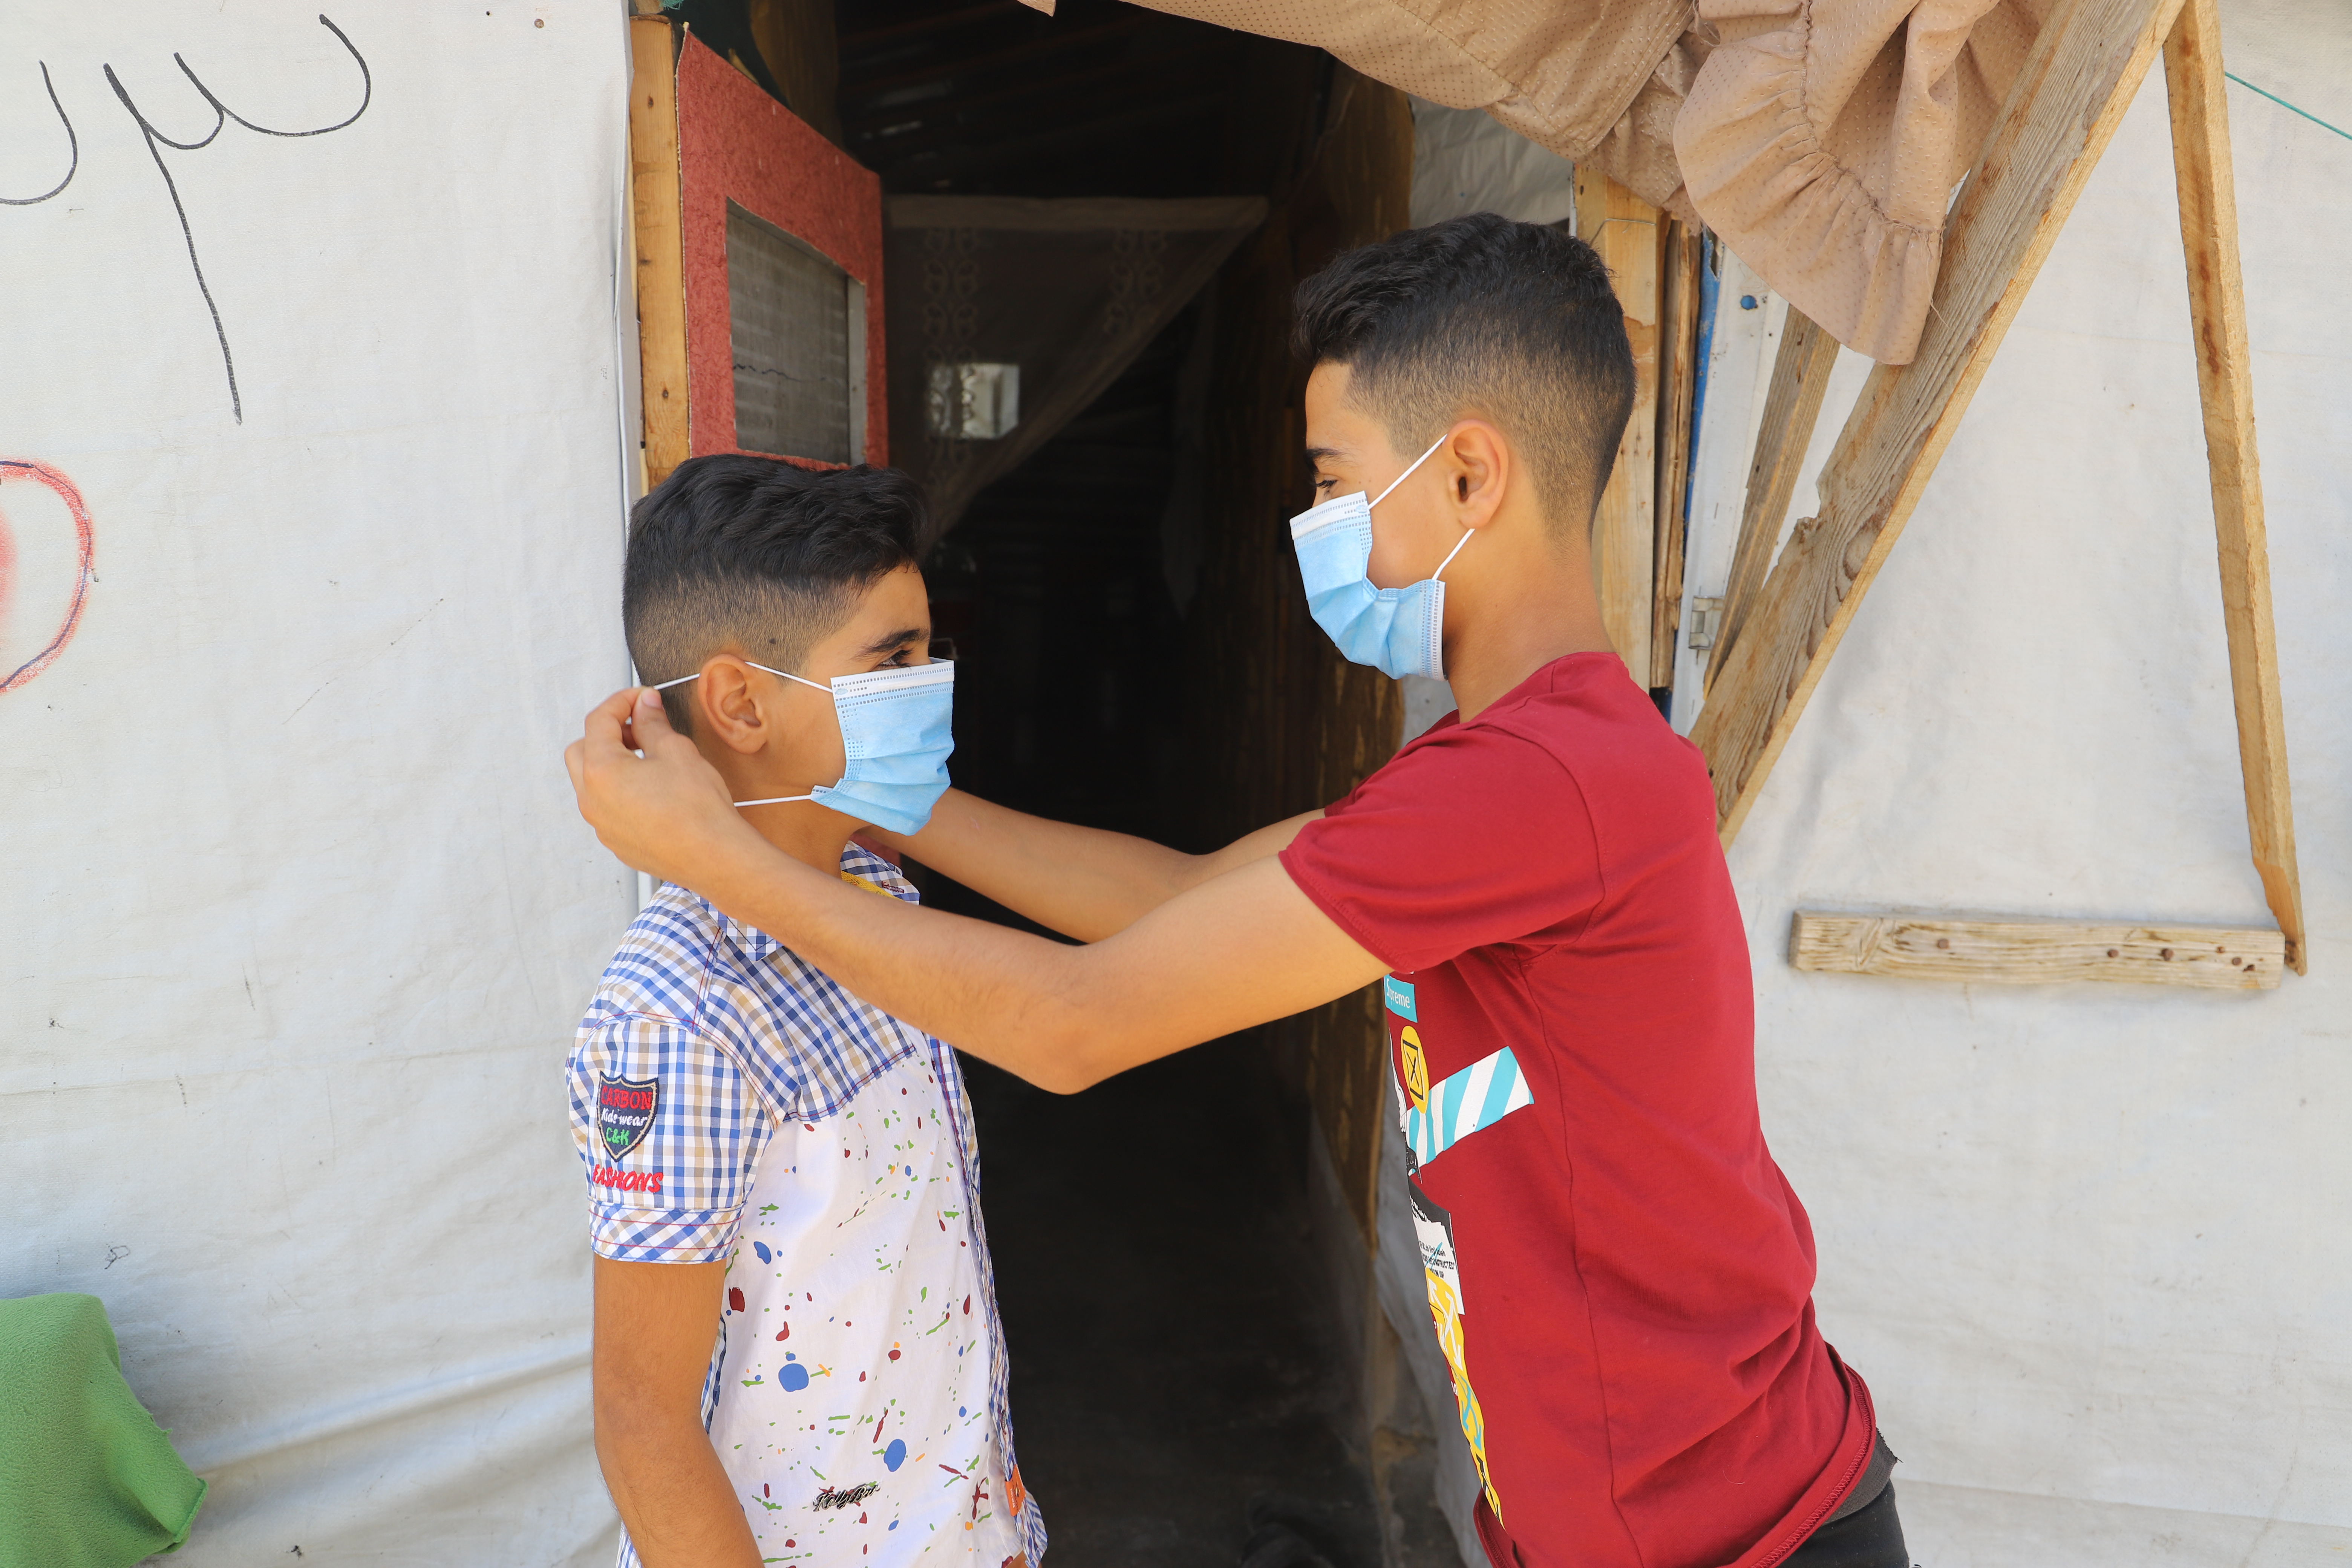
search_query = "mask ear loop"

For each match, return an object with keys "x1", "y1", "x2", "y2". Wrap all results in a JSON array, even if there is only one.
[
  {"x1": 1370, "y1": 432, "x2": 1452, "y2": 508},
  {"x1": 645, "y1": 663, "x2": 836, "y2": 808},
  {"x1": 1431, "y1": 525, "x2": 1475, "y2": 581},
  {"x1": 649, "y1": 662, "x2": 830, "y2": 694},
  {"x1": 1367, "y1": 432, "x2": 1476, "y2": 582}
]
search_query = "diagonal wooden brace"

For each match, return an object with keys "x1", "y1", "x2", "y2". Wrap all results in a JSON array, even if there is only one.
[
  {"x1": 2163, "y1": 0, "x2": 2305, "y2": 971},
  {"x1": 1691, "y1": 0, "x2": 2190, "y2": 843},
  {"x1": 1707, "y1": 306, "x2": 1840, "y2": 690}
]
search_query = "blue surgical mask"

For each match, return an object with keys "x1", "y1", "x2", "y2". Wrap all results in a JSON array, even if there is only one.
[
  {"x1": 652, "y1": 658, "x2": 955, "y2": 835},
  {"x1": 1289, "y1": 433, "x2": 1470, "y2": 681}
]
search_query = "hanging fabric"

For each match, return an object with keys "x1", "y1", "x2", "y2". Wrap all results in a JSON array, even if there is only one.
[
  {"x1": 1036, "y1": 0, "x2": 2058, "y2": 367},
  {"x1": 885, "y1": 195, "x2": 1265, "y2": 539}
]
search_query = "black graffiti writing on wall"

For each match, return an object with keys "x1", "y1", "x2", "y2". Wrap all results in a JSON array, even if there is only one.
[
  {"x1": 5, "y1": 14, "x2": 371, "y2": 426},
  {"x1": 0, "y1": 65, "x2": 79, "y2": 207}
]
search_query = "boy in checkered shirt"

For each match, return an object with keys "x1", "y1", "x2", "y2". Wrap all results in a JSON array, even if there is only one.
[{"x1": 569, "y1": 455, "x2": 1042, "y2": 1568}]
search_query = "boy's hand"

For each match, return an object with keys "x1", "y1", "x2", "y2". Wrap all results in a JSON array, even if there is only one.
[{"x1": 567, "y1": 686, "x2": 755, "y2": 886}]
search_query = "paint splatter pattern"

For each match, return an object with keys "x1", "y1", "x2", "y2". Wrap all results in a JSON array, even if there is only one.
[{"x1": 689, "y1": 1043, "x2": 1028, "y2": 1564}]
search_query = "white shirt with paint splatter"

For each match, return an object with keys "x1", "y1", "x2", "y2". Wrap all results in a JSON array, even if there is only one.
[
  {"x1": 572, "y1": 856, "x2": 1043, "y2": 1567},
  {"x1": 708, "y1": 1043, "x2": 1027, "y2": 1564}
]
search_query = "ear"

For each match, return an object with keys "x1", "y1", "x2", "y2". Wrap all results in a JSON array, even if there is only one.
[
  {"x1": 692, "y1": 656, "x2": 772, "y2": 756},
  {"x1": 1441, "y1": 421, "x2": 1512, "y2": 531}
]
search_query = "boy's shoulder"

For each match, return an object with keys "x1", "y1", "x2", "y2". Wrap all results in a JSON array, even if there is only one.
[
  {"x1": 1481, "y1": 651, "x2": 1671, "y2": 744},
  {"x1": 1400, "y1": 652, "x2": 1714, "y2": 832},
  {"x1": 578, "y1": 882, "x2": 739, "y2": 1035},
  {"x1": 1410, "y1": 653, "x2": 1683, "y2": 768},
  {"x1": 577, "y1": 846, "x2": 921, "y2": 1038}
]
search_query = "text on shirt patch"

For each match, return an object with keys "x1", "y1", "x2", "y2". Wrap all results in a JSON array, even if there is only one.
[
  {"x1": 595, "y1": 1072, "x2": 660, "y2": 1161},
  {"x1": 1383, "y1": 974, "x2": 1418, "y2": 1021},
  {"x1": 591, "y1": 1164, "x2": 664, "y2": 1194}
]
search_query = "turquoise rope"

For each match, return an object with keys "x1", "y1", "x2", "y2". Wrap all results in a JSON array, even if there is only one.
[{"x1": 2225, "y1": 72, "x2": 2352, "y2": 143}]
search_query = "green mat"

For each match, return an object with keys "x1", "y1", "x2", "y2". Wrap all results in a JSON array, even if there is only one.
[{"x1": 0, "y1": 1294, "x2": 205, "y2": 1567}]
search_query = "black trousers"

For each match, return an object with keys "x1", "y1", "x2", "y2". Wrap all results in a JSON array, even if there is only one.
[{"x1": 1781, "y1": 1480, "x2": 1908, "y2": 1568}]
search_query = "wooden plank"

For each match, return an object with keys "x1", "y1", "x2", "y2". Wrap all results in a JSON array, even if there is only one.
[
  {"x1": 1297, "y1": 72, "x2": 1415, "y2": 1249},
  {"x1": 629, "y1": 17, "x2": 691, "y2": 489},
  {"x1": 1576, "y1": 171, "x2": 1659, "y2": 688},
  {"x1": 748, "y1": 0, "x2": 844, "y2": 146},
  {"x1": 1690, "y1": 0, "x2": 2187, "y2": 845},
  {"x1": 1650, "y1": 219, "x2": 1700, "y2": 689},
  {"x1": 2164, "y1": 0, "x2": 2306, "y2": 973},
  {"x1": 1706, "y1": 306, "x2": 1839, "y2": 691},
  {"x1": 1790, "y1": 911, "x2": 2284, "y2": 990},
  {"x1": 1193, "y1": 67, "x2": 1408, "y2": 1252}
]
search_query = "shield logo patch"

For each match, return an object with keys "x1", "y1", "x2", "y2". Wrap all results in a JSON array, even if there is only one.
[{"x1": 595, "y1": 1073, "x2": 660, "y2": 1162}]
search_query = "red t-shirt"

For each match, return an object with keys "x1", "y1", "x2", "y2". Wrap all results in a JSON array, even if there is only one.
[{"x1": 1279, "y1": 654, "x2": 1874, "y2": 1568}]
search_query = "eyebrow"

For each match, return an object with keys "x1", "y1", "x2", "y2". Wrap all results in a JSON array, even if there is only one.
[
  {"x1": 859, "y1": 626, "x2": 926, "y2": 656},
  {"x1": 1303, "y1": 445, "x2": 1348, "y2": 465}
]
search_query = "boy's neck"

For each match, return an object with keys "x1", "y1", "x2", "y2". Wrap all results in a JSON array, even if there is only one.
[
  {"x1": 1444, "y1": 521, "x2": 1616, "y2": 722},
  {"x1": 746, "y1": 808, "x2": 860, "y2": 877},
  {"x1": 702, "y1": 744, "x2": 859, "y2": 876}
]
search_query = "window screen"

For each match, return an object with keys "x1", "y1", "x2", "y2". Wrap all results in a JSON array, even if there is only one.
[{"x1": 728, "y1": 201, "x2": 863, "y2": 464}]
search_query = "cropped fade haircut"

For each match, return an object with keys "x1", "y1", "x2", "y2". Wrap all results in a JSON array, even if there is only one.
[
  {"x1": 1291, "y1": 213, "x2": 1635, "y2": 528},
  {"x1": 624, "y1": 454, "x2": 926, "y2": 735}
]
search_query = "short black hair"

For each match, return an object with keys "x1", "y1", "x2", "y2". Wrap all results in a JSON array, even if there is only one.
[
  {"x1": 624, "y1": 455, "x2": 926, "y2": 734},
  {"x1": 1291, "y1": 213, "x2": 1634, "y2": 528}
]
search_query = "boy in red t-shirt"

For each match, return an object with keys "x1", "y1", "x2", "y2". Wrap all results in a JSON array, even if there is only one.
[{"x1": 569, "y1": 214, "x2": 1902, "y2": 1568}]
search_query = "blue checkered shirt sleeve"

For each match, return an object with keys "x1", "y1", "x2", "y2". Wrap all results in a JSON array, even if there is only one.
[{"x1": 568, "y1": 1010, "x2": 773, "y2": 1265}]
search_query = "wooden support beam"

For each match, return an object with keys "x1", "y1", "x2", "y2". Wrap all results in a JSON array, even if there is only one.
[
  {"x1": 1651, "y1": 219, "x2": 1701, "y2": 689},
  {"x1": 629, "y1": 17, "x2": 691, "y2": 489},
  {"x1": 1707, "y1": 307, "x2": 1839, "y2": 690},
  {"x1": 1790, "y1": 911, "x2": 2284, "y2": 990},
  {"x1": 1576, "y1": 171, "x2": 1659, "y2": 688},
  {"x1": 1690, "y1": 0, "x2": 2187, "y2": 845},
  {"x1": 749, "y1": 0, "x2": 844, "y2": 147},
  {"x1": 2164, "y1": 0, "x2": 2305, "y2": 972}
]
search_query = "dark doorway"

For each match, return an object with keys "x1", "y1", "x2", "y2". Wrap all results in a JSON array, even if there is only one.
[
  {"x1": 919, "y1": 312, "x2": 1383, "y2": 1563},
  {"x1": 921, "y1": 314, "x2": 1194, "y2": 860},
  {"x1": 820, "y1": 11, "x2": 1393, "y2": 1555}
]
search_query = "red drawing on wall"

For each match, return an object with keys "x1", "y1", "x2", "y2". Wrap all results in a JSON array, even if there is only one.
[{"x1": 0, "y1": 460, "x2": 95, "y2": 694}]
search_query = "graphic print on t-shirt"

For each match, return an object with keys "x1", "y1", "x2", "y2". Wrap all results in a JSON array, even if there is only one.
[
  {"x1": 1401, "y1": 1042, "x2": 1534, "y2": 1167},
  {"x1": 596, "y1": 1072, "x2": 660, "y2": 1161},
  {"x1": 1388, "y1": 975, "x2": 1531, "y2": 1525},
  {"x1": 1405, "y1": 1145, "x2": 1499, "y2": 1519}
]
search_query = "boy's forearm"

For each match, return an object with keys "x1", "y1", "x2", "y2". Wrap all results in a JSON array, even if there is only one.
[
  {"x1": 703, "y1": 835, "x2": 1112, "y2": 1085},
  {"x1": 879, "y1": 790, "x2": 1322, "y2": 942},
  {"x1": 596, "y1": 1411, "x2": 762, "y2": 1568},
  {"x1": 1185, "y1": 809, "x2": 1325, "y2": 886},
  {"x1": 879, "y1": 788, "x2": 1199, "y2": 940},
  {"x1": 568, "y1": 689, "x2": 1378, "y2": 1088}
]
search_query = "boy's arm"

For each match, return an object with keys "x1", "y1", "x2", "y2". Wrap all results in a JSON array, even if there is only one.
[
  {"x1": 866, "y1": 787, "x2": 1324, "y2": 942},
  {"x1": 567, "y1": 688, "x2": 1387, "y2": 1092},
  {"x1": 592, "y1": 1256, "x2": 762, "y2": 1568}
]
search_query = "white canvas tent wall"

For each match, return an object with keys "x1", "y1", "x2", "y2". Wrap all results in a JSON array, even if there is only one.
[
  {"x1": 1405, "y1": 1, "x2": 2351, "y2": 1562},
  {"x1": 0, "y1": 6, "x2": 634, "y2": 1562}
]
